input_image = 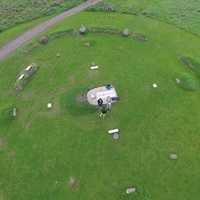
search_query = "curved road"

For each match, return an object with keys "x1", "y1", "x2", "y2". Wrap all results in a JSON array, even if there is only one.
[{"x1": 0, "y1": 0, "x2": 101, "y2": 59}]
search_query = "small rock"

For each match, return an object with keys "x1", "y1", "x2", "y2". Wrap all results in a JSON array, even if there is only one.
[
  {"x1": 69, "y1": 177, "x2": 76, "y2": 186},
  {"x1": 126, "y1": 188, "x2": 136, "y2": 194},
  {"x1": 120, "y1": 46, "x2": 124, "y2": 51},
  {"x1": 113, "y1": 133, "x2": 119, "y2": 140},
  {"x1": 56, "y1": 53, "x2": 60, "y2": 58},
  {"x1": 175, "y1": 78, "x2": 180, "y2": 84},
  {"x1": 85, "y1": 43, "x2": 90, "y2": 47},
  {"x1": 79, "y1": 25, "x2": 86, "y2": 34},
  {"x1": 122, "y1": 28, "x2": 130, "y2": 36},
  {"x1": 91, "y1": 62, "x2": 96, "y2": 66},
  {"x1": 170, "y1": 154, "x2": 178, "y2": 160}
]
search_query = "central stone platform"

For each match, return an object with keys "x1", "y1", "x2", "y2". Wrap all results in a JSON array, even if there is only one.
[{"x1": 87, "y1": 86, "x2": 118, "y2": 105}]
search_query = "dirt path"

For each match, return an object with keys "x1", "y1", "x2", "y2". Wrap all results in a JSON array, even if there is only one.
[{"x1": 0, "y1": 0, "x2": 101, "y2": 60}]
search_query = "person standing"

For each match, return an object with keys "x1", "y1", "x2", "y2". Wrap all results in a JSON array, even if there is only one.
[
  {"x1": 106, "y1": 96, "x2": 112, "y2": 110},
  {"x1": 97, "y1": 98, "x2": 103, "y2": 109},
  {"x1": 100, "y1": 107, "x2": 107, "y2": 118}
]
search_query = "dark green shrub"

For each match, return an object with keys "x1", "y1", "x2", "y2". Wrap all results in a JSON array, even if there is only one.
[
  {"x1": 175, "y1": 72, "x2": 197, "y2": 91},
  {"x1": 0, "y1": 106, "x2": 15, "y2": 124},
  {"x1": 181, "y1": 55, "x2": 200, "y2": 79}
]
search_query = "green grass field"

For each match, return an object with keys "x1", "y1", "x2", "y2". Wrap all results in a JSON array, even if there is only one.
[{"x1": 1, "y1": 10, "x2": 200, "y2": 200}]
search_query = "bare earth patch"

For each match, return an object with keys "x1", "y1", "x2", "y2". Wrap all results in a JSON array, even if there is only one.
[
  {"x1": 0, "y1": 139, "x2": 4, "y2": 149},
  {"x1": 6, "y1": 150, "x2": 16, "y2": 156},
  {"x1": 68, "y1": 74, "x2": 75, "y2": 84},
  {"x1": 88, "y1": 70, "x2": 99, "y2": 77},
  {"x1": 76, "y1": 95, "x2": 86, "y2": 102}
]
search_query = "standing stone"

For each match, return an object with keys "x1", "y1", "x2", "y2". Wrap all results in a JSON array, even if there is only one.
[
  {"x1": 170, "y1": 154, "x2": 178, "y2": 160},
  {"x1": 122, "y1": 28, "x2": 130, "y2": 36},
  {"x1": 69, "y1": 177, "x2": 76, "y2": 186},
  {"x1": 13, "y1": 107, "x2": 17, "y2": 116},
  {"x1": 79, "y1": 25, "x2": 86, "y2": 34}
]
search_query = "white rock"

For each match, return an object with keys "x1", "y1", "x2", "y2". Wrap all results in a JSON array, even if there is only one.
[
  {"x1": 126, "y1": 188, "x2": 136, "y2": 194},
  {"x1": 153, "y1": 83, "x2": 157, "y2": 88},
  {"x1": 47, "y1": 103, "x2": 52, "y2": 108}
]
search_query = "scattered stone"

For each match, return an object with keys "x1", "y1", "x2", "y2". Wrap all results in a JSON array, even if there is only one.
[
  {"x1": 56, "y1": 53, "x2": 60, "y2": 58},
  {"x1": 133, "y1": 33, "x2": 148, "y2": 41},
  {"x1": 153, "y1": 83, "x2": 157, "y2": 88},
  {"x1": 85, "y1": 43, "x2": 90, "y2": 47},
  {"x1": 126, "y1": 188, "x2": 136, "y2": 194},
  {"x1": 170, "y1": 154, "x2": 178, "y2": 160},
  {"x1": 79, "y1": 25, "x2": 86, "y2": 34},
  {"x1": 122, "y1": 28, "x2": 130, "y2": 36},
  {"x1": 13, "y1": 107, "x2": 17, "y2": 116},
  {"x1": 91, "y1": 62, "x2": 96, "y2": 66},
  {"x1": 47, "y1": 103, "x2": 52, "y2": 108},
  {"x1": 39, "y1": 36, "x2": 47, "y2": 44},
  {"x1": 105, "y1": 6, "x2": 114, "y2": 12},
  {"x1": 120, "y1": 46, "x2": 124, "y2": 51},
  {"x1": 69, "y1": 177, "x2": 76, "y2": 186},
  {"x1": 113, "y1": 133, "x2": 119, "y2": 140},
  {"x1": 175, "y1": 78, "x2": 181, "y2": 84}
]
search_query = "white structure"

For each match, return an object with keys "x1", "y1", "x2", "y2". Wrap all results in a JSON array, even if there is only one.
[
  {"x1": 153, "y1": 83, "x2": 157, "y2": 88},
  {"x1": 47, "y1": 103, "x2": 52, "y2": 108},
  {"x1": 108, "y1": 129, "x2": 119, "y2": 134},
  {"x1": 19, "y1": 74, "x2": 25, "y2": 80},
  {"x1": 26, "y1": 65, "x2": 32, "y2": 71},
  {"x1": 90, "y1": 66, "x2": 98, "y2": 69}
]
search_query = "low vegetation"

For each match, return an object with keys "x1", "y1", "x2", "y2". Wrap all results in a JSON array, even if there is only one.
[{"x1": 0, "y1": 0, "x2": 85, "y2": 31}]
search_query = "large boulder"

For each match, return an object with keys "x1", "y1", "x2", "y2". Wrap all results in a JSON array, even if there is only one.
[
  {"x1": 79, "y1": 25, "x2": 86, "y2": 34},
  {"x1": 39, "y1": 36, "x2": 47, "y2": 44},
  {"x1": 122, "y1": 28, "x2": 130, "y2": 36}
]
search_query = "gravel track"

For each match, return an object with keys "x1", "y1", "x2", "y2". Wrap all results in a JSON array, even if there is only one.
[{"x1": 0, "y1": 0, "x2": 101, "y2": 60}]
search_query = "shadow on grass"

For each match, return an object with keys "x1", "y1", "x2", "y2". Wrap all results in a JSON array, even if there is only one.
[{"x1": 60, "y1": 85, "x2": 96, "y2": 116}]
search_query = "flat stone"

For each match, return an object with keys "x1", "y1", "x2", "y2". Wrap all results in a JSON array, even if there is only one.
[
  {"x1": 113, "y1": 133, "x2": 119, "y2": 140},
  {"x1": 153, "y1": 83, "x2": 157, "y2": 88},
  {"x1": 170, "y1": 154, "x2": 178, "y2": 160},
  {"x1": 69, "y1": 177, "x2": 76, "y2": 186},
  {"x1": 47, "y1": 103, "x2": 52, "y2": 108},
  {"x1": 13, "y1": 107, "x2": 17, "y2": 116},
  {"x1": 175, "y1": 78, "x2": 180, "y2": 84},
  {"x1": 126, "y1": 188, "x2": 136, "y2": 194}
]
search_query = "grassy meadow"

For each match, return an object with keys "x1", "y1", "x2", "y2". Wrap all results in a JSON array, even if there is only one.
[
  {"x1": 0, "y1": 0, "x2": 84, "y2": 31},
  {"x1": 1, "y1": 10, "x2": 200, "y2": 200}
]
